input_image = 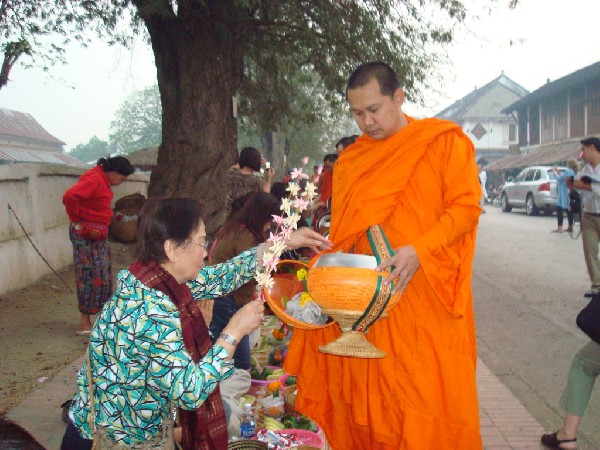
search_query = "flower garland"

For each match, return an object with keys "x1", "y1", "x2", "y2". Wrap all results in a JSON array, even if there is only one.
[{"x1": 255, "y1": 157, "x2": 321, "y2": 290}]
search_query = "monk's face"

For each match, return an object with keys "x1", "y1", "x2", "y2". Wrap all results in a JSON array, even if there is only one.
[{"x1": 347, "y1": 78, "x2": 408, "y2": 140}]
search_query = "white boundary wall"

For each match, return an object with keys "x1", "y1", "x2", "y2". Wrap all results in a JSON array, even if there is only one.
[{"x1": 0, "y1": 163, "x2": 149, "y2": 296}]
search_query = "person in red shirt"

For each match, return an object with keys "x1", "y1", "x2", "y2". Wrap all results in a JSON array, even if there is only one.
[
  {"x1": 63, "y1": 156, "x2": 134, "y2": 334},
  {"x1": 312, "y1": 153, "x2": 338, "y2": 230}
]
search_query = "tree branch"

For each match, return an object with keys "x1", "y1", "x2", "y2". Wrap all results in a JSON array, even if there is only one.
[{"x1": 0, "y1": 40, "x2": 30, "y2": 89}]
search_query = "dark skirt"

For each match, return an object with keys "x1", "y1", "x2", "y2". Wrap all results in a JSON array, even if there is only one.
[
  {"x1": 69, "y1": 225, "x2": 113, "y2": 315},
  {"x1": 61, "y1": 421, "x2": 93, "y2": 450}
]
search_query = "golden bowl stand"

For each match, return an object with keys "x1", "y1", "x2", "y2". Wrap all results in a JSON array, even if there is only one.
[{"x1": 318, "y1": 308, "x2": 388, "y2": 359}]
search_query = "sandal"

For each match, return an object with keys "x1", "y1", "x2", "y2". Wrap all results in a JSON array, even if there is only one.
[{"x1": 541, "y1": 431, "x2": 577, "y2": 449}]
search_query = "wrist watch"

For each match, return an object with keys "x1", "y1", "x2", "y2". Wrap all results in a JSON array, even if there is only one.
[{"x1": 219, "y1": 332, "x2": 238, "y2": 346}]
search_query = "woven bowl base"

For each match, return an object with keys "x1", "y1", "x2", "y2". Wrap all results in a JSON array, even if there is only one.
[{"x1": 318, "y1": 330, "x2": 386, "y2": 359}]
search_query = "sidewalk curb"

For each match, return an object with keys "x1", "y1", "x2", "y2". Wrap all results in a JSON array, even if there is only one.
[{"x1": 7, "y1": 355, "x2": 545, "y2": 449}]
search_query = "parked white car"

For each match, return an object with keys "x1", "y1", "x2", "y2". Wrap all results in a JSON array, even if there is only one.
[{"x1": 500, "y1": 165, "x2": 567, "y2": 216}]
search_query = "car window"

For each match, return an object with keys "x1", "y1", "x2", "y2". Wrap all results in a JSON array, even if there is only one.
[
  {"x1": 547, "y1": 170, "x2": 557, "y2": 180},
  {"x1": 515, "y1": 170, "x2": 527, "y2": 182},
  {"x1": 532, "y1": 170, "x2": 542, "y2": 181},
  {"x1": 524, "y1": 170, "x2": 535, "y2": 182}
]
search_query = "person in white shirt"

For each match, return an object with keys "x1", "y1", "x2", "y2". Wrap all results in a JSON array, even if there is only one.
[
  {"x1": 574, "y1": 137, "x2": 600, "y2": 297},
  {"x1": 478, "y1": 165, "x2": 488, "y2": 212}
]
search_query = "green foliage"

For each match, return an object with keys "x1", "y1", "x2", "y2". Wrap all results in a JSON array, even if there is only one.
[
  {"x1": 9, "y1": 0, "x2": 518, "y2": 137},
  {"x1": 234, "y1": 0, "x2": 470, "y2": 128},
  {"x1": 239, "y1": 68, "x2": 359, "y2": 168},
  {"x1": 239, "y1": 109, "x2": 358, "y2": 170},
  {"x1": 107, "y1": 79, "x2": 357, "y2": 170},
  {"x1": 68, "y1": 135, "x2": 110, "y2": 163},
  {"x1": 108, "y1": 84, "x2": 162, "y2": 154},
  {"x1": 0, "y1": 0, "x2": 139, "y2": 90},
  {"x1": 66, "y1": 0, "x2": 480, "y2": 130}
]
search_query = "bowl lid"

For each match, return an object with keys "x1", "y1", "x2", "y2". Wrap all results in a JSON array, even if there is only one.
[{"x1": 313, "y1": 253, "x2": 377, "y2": 269}]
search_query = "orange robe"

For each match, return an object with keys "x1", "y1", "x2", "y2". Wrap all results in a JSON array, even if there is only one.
[
  {"x1": 318, "y1": 167, "x2": 333, "y2": 204},
  {"x1": 285, "y1": 117, "x2": 482, "y2": 449}
]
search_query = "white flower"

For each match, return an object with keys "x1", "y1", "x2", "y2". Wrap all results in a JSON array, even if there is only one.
[
  {"x1": 303, "y1": 182, "x2": 318, "y2": 200},
  {"x1": 280, "y1": 225, "x2": 293, "y2": 241},
  {"x1": 284, "y1": 213, "x2": 301, "y2": 229},
  {"x1": 261, "y1": 249, "x2": 281, "y2": 272},
  {"x1": 267, "y1": 239, "x2": 287, "y2": 256},
  {"x1": 286, "y1": 182, "x2": 300, "y2": 197},
  {"x1": 256, "y1": 270, "x2": 274, "y2": 290},
  {"x1": 254, "y1": 156, "x2": 319, "y2": 294},
  {"x1": 280, "y1": 198, "x2": 292, "y2": 216}
]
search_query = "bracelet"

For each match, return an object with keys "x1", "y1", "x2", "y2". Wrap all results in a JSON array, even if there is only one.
[{"x1": 219, "y1": 333, "x2": 238, "y2": 346}]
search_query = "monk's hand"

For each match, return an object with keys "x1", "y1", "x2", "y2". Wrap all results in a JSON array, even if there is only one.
[{"x1": 376, "y1": 245, "x2": 421, "y2": 295}]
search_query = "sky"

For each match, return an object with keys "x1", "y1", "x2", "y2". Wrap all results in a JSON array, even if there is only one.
[{"x1": 2, "y1": 0, "x2": 599, "y2": 151}]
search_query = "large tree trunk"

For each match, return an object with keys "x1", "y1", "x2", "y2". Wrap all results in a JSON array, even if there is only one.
[
  {"x1": 137, "y1": 1, "x2": 243, "y2": 234},
  {"x1": 262, "y1": 128, "x2": 287, "y2": 177}
]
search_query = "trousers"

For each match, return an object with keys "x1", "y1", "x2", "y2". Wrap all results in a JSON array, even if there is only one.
[
  {"x1": 560, "y1": 340, "x2": 600, "y2": 416},
  {"x1": 209, "y1": 294, "x2": 251, "y2": 369}
]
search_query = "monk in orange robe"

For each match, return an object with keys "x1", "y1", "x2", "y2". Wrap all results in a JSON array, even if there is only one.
[{"x1": 285, "y1": 62, "x2": 482, "y2": 449}]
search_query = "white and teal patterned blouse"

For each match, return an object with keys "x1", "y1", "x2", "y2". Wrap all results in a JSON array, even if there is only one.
[{"x1": 69, "y1": 248, "x2": 258, "y2": 444}]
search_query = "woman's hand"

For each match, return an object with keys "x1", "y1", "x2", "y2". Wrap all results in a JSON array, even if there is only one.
[
  {"x1": 266, "y1": 167, "x2": 275, "y2": 182},
  {"x1": 197, "y1": 299, "x2": 214, "y2": 326},
  {"x1": 222, "y1": 299, "x2": 264, "y2": 340},
  {"x1": 312, "y1": 200, "x2": 325, "y2": 210},
  {"x1": 284, "y1": 227, "x2": 332, "y2": 253}
]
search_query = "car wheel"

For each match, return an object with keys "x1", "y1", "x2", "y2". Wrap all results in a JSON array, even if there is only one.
[
  {"x1": 526, "y1": 194, "x2": 539, "y2": 216},
  {"x1": 501, "y1": 193, "x2": 512, "y2": 212}
]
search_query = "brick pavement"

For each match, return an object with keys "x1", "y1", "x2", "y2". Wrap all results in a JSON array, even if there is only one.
[
  {"x1": 477, "y1": 362, "x2": 545, "y2": 449},
  {"x1": 7, "y1": 356, "x2": 546, "y2": 449}
]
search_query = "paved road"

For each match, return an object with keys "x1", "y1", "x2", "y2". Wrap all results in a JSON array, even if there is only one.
[{"x1": 473, "y1": 206, "x2": 599, "y2": 449}]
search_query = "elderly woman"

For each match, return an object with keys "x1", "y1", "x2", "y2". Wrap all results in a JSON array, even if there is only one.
[
  {"x1": 63, "y1": 156, "x2": 135, "y2": 334},
  {"x1": 61, "y1": 197, "x2": 331, "y2": 449}
]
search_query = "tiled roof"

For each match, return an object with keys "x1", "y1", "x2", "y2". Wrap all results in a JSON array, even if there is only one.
[
  {"x1": 0, "y1": 148, "x2": 86, "y2": 166},
  {"x1": 502, "y1": 60, "x2": 600, "y2": 113},
  {"x1": 436, "y1": 74, "x2": 530, "y2": 121},
  {"x1": 0, "y1": 107, "x2": 65, "y2": 145},
  {"x1": 485, "y1": 140, "x2": 586, "y2": 171},
  {"x1": 126, "y1": 146, "x2": 158, "y2": 166}
]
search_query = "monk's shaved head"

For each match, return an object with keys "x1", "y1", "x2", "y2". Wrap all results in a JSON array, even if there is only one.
[{"x1": 346, "y1": 62, "x2": 401, "y2": 100}]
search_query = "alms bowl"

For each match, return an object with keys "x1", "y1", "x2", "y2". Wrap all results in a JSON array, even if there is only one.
[{"x1": 307, "y1": 253, "x2": 398, "y2": 312}]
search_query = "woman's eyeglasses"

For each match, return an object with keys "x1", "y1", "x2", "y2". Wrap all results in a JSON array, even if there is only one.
[{"x1": 190, "y1": 240, "x2": 210, "y2": 250}]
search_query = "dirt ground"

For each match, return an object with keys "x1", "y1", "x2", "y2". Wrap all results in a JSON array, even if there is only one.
[{"x1": 0, "y1": 240, "x2": 137, "y2": 415}]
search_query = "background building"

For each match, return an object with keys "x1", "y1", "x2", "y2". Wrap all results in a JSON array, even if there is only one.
[
  {"x1": 0, "y1": 108, "x2": 84, "y2": 166},
  {"x1": 489, "y1": 60, "x2": 600, "y2": 176},
  {"x1": 435, "y1": 73, "x2": 529, "y2": 166}
]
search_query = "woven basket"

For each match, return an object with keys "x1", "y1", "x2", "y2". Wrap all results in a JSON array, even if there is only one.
[
  {"x1": 227, "y1": 440, "x2": 267, "y2": 450},
  {"x1": 262, "y1": 260, "x2": 334, "y2": 331},
  {"x1": 110, "y1": 217, "x2": 138, "y2": 243}
]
